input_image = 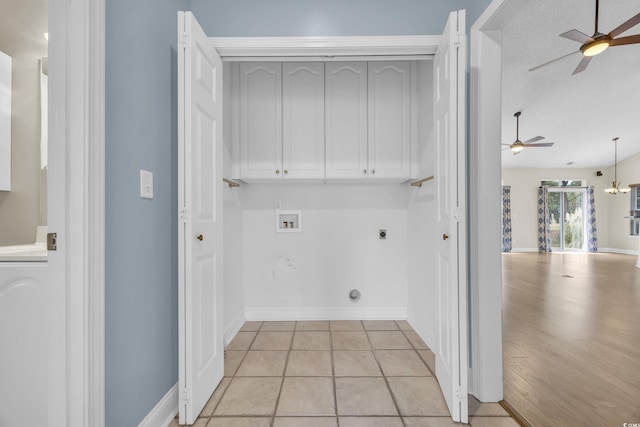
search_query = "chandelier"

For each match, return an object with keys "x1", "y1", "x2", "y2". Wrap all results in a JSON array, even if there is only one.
[{"x1": 604, "y1": 137, "x2": 630, "y2": 195}]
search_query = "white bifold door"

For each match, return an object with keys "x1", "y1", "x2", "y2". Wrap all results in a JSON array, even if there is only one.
[
  {"x1": 434, "y1": 10, "x2": 468, "y2": 424},
  {"x1": 178, "y1": 11, "x2": 224, "y2": 425}
]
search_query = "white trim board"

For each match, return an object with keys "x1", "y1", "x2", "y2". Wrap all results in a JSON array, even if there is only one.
[
  {"x1": 210, "y1": 35, "x2": 441, "y2": 58},
  {"x1": 137, "y1": 383, "x2": 178, "y2": 427},
  {"x1": 48, "y1": 0, "x2": 106, "y2": 425},
  {"x1": 244, "y1": 306, "x2": 407, "y2": 321},
  {"x1": 508, "y1": 248, "x2": 640, "y2": 255},
  {"x1": 224, "y1": 310, "x2": 245, "y2": 349},
  {"x1": 599, "y1": 248, "x2": 640, "y2": 256},
  {"x1": 468, "y1": 0, "x2": 533, "y2": 403},
  {"x1": 406, "y1": 308, "x2": 435, "y2": 352}
]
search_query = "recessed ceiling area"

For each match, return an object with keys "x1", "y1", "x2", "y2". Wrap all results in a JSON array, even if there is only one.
[{"x1": 501, "y1": 0, "x2": 640, "y2": 169}]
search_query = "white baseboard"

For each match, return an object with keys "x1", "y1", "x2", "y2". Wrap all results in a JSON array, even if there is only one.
[
  {"x1": 224, "y1": 310, "x2": 245, "y2": 348},
  {"x1": 510, "y1": 248, "x2": 640, "y2": 256},
  {"x1": 407, "y1": 307, "x2": 435, "y2": 351},
  {"x1": 244, "y1": 306, "x2": 407, "y2": 321},
  {"x1": 137, "y1": 383, "x2": 178, "y2": 427},
  {"x1": 599, "y1": 247, "x2": 640, "y2": 256}
]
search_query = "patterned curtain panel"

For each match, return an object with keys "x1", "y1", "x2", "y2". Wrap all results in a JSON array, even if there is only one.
[
  {"x1": 586, "y1": 186, "x2": 598, "y2": 252},
  {"x1": 537, "y1": 186, "x2": 552, "y2": 252},
  {"x1": 502, "y1": 186, "x2": 512, "y2": 252}
]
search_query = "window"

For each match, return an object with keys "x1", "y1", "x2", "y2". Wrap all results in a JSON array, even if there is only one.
[
  {"x1": 630, "y1": 185, "x2": 640, "y2": 236},
  {"x1": 541, "y1": 179, "x2": 584, "y2": 187}
]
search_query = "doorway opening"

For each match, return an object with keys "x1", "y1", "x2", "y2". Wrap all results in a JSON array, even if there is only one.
[{"x1": 548, "y1": 186, "x2": 587, "y2": 252}]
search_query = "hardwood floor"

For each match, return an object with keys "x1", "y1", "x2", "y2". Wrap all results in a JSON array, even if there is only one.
[{"x1": 502, "y1": 252, "x2": 640, "y2": 426}]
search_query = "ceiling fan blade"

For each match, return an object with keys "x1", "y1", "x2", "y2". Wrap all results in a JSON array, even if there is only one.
[
  {"x1": 501, "y1": 143, "x2": 513, "y2": 146},
  {"x1": 529, "y1": 51, "x2": 580, "y2": 72},
  {"x1": 609, "y1": 12, "x2": 640, "y2": 38},
  {"x1": 524, "y1": 136, "x2": 545, "y2": 144},
  {"x1": 611, "y1": 34, "x2": 640, "y2": 46},
  {"x1": 560, "y1": 29, "x2": 594, "y2": 44},
  {"x1": 523, "y1": 142, "x2": 555, "y2": 147},
  {"x1": 572, "y1": 56, "x2": 592, "y2": 75}
]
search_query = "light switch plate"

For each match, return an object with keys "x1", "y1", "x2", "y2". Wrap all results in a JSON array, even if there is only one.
[{"x1": 140, "y1": 169, "x2": 153, "y2": 199}]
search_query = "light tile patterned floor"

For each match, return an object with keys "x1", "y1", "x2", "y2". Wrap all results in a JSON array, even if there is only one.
[{"x1": 170, "y1": 320, "x2": 518, "y2": 427}]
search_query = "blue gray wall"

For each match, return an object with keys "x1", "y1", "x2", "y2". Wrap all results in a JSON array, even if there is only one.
[
  {"x1": 192, "y1": 0, "x2": 488, "y2": 36},
  {"x1": 104, "y1": 1, "x2": 491, "y2": 426},
  {"x1": 105, "y1": 0, "x2": 189, "y2": 426}
]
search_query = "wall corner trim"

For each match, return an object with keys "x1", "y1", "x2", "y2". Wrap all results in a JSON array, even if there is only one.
[
  {"x1": 137, "y1": 383, "x2": 178, "y2": 427},
  {"x1": 407, "y1": 307, "x2": 435, "y2": 350},
  {"x1": 224, "y1": 310, "x2": 245, "y2": 348}
]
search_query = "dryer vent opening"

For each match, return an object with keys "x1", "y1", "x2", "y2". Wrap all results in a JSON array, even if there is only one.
[{"x1": 349, "y1": 289, "x2": 361, "y2": 302}]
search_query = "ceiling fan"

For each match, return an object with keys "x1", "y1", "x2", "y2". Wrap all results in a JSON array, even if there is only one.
[
  {"x1": 529, "y1": 0, "x2": 640, "y2": 75},
  {"x1": 502, "y1": 112, "x2": 554, "y2": 155}
]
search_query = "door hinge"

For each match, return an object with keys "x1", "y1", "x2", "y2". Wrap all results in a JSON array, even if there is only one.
[
  {"x1": 455, "y1": 31, "x2": 466, "y2": 48},
  {"x1": 454, "y1": 207, "x2": 465, "y2": 223},
  {"x1": 47, "y1": 233, "x2": 57, "y2": 251},
  {"x1": 183, "y1": 388, "x2": 191, "y2": 404},
  {"x1": 455, "y1": 385, "x2": 467, "y2": 400},
  {"x1": 182, "y1": 32, "x2": 191, "y2": 49},
  {"x1": 180, "y1": 208, "x2": 189, "y2": 223}
]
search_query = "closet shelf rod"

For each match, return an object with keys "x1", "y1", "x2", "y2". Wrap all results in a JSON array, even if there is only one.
[
  {"x1": 410, "y1": 175, "x2": 434, "y2": 187},
  {"x1": 223, "y1": 178, "x2": 241, "y2": 188}
]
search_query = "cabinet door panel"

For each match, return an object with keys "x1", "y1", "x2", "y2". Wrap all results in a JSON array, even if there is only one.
[
  {"x1": 325, "y1": 62, "x2": 368, "y2": 178},
  {"x1": 239, "y1": 62, "x2": 282, "y2": 179},
  {"x1": 282, "y1": 62, "x2": 325, "y2": 179},
  {"x1": 368, "y1": 61, "x2": 411, "y2": 179}
]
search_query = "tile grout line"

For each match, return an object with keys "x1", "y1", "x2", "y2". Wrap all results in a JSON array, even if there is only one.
[
  {"x1": 330, "y1": 321, "x2": 340, "y2": 427},
  {"x1": 366, "y1": 322, "x2": 408, "y2": 427},
  {"x1": 206, "y1": 323, "x2": 264, "y2": 421},
  {"x1": 269, "y1": 321, "x2": 296, "y2": 427},
  {"x1": 397, "y1": 322, "x2": 434, "y2": 377}
]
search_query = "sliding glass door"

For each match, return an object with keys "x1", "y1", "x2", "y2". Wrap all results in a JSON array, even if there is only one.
[{"x1": 548, "y1": 188, "x2": 587, "y2": 251}]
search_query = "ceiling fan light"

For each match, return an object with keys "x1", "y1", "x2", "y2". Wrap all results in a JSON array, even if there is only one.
[
  {"x1": 511, "y1": 142, "x2": 524, "y2": 153},
  {"x1": 619, "y1": 187, "x2": 631, "y2": 193},
  {"x1": 582, "y1": 39, "x2": 610, "y2": 56}
]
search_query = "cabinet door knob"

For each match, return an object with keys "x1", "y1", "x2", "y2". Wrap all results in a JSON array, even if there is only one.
[
  {"x1": 197, "y1": 234, "x2": 204, "y2": 241},
  {"x1": 372, "y1": 170, "x2": 375, "y2": 175},
  {"x1": 275, "y1": 169, "x2": 280, "y2": 175},
  {"x1": 363, "y1": 169, "x2": 367, "y2": 175},
  {"x1": 284, "y1": 170, "x2": 288, "y2": 175},
  {"x1": 442, "y1": 234, "x2": 449, "y2": 241}
]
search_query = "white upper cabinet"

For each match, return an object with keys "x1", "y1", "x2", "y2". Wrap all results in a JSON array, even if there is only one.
[
  {"x1": 282, "y1": 62, "x2": 325, "y2": 179},
  {"x1": 368, "y1": 61, "x2": 411, "y2": 179},
  {"x1": 235, "y1": 60, "x2": 412, "y2": 182},
  {"x1": 239, "y1": 62, "x2": 282, "y2": 179},
  {"x1": 325, "y1": 62, "x2": 368, "y2": 179}
]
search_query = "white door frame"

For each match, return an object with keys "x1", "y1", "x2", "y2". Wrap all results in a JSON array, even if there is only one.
[
  {"x1": 53, "y1": 2, "x2": 533, "y2": 422},
  {"x1": 49, "y1": 0, "x2": 105, "y2": 425},
  {"x1": 468, "y1": 0, "x2": 529, "y2": 401},
  {"x1": 55, "y1": 5, "x2": 539, "y2": 421}
]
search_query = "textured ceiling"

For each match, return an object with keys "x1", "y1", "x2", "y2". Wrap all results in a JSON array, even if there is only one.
[{"x1": 501, "y1": 0, "x2": 640, "y2": 168}]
